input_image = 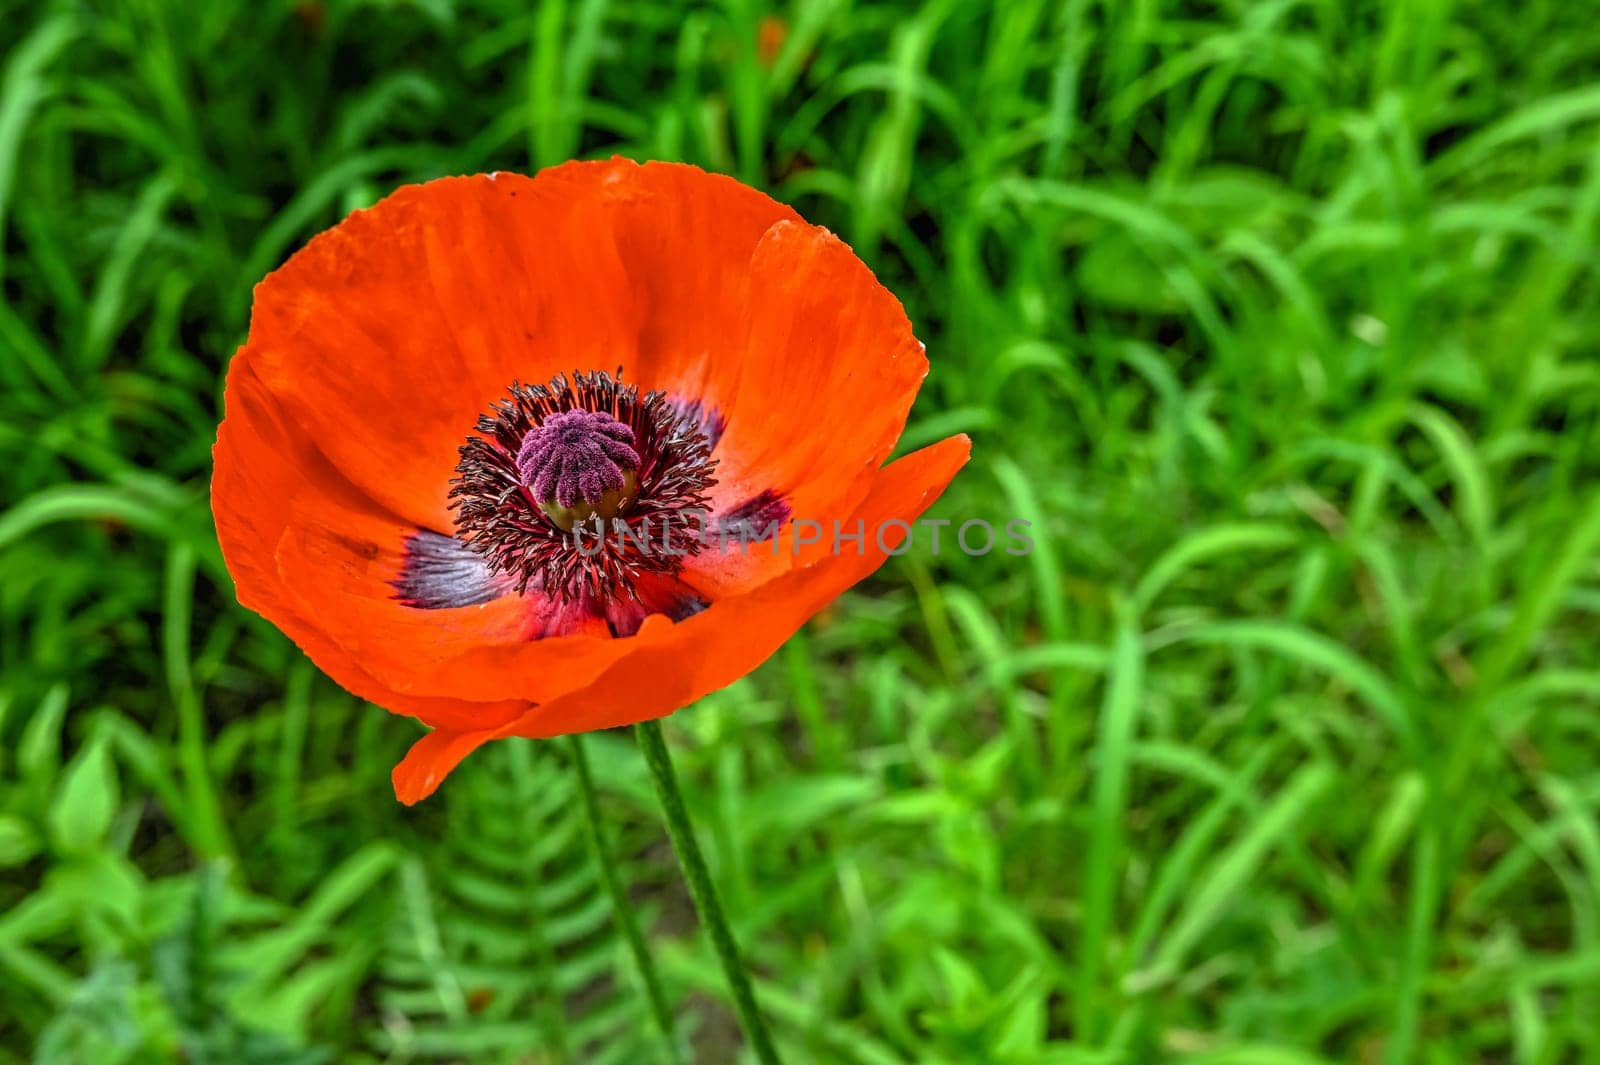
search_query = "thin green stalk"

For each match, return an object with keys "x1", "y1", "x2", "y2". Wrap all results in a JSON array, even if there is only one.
[
  {"x1": 566, "y1": 733, "x2": 683, "y2": 1065},
  {"x1": 634, "y1": 719, "x2": 783, "y2": 1065}
]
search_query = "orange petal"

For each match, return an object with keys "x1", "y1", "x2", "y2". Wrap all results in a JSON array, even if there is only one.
[
  {"x1": 243, "y1": 164, "x2": 640, "y2": 530},
  {"x1": 714, "y1": 221, "x2": 928, "y2": 528},
  {"x1": 392, "y1": 723, "x2": 515, "y2": 805},
  {"x1": 596, "y1": 160, "x2": 801, "y2": 404},
  {"x1": 214, "y1": 358, "x2": 531, "y2": 729}
]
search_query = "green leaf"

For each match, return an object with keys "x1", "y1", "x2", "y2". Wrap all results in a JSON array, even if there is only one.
[
  {"x1": 0, "y1": 814, "x2": 42, "y2": 867},
  {"x1": 48, "y1": 738, "x2": 119, "y2": 855}
]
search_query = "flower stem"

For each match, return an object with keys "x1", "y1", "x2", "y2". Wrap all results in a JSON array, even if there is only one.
[
  {"x1": 566, "y1": 733, "x2": 683, "y2": 1064},
  {"x1": 634, "y1": 719, "x2": 783, "y2": 1065}
]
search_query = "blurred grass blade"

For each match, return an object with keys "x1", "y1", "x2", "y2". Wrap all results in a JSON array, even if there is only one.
[{"x1": 1074, "y1": 600, "x2": 1144, "y2": 1042}]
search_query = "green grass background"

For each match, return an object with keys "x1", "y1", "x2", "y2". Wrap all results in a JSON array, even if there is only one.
[{"x1": 3, "y1": 0, "x2": 1600, "y2": 1061}]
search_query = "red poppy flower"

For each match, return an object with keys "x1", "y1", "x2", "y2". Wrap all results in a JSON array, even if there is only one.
[{"x1": 212, "y1": 159, "x2": 968, "y2": 804}]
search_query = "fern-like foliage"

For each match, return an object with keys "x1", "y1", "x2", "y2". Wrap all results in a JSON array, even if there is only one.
[{"x1": 371, "y1": 739, "x2": 667, "y2": 1065}]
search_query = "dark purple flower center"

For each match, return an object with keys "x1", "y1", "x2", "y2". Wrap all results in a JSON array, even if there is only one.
[
  {"x1": 448, "y1": 369, "x2": 716, "y2": 603},
  {"x1": 515, "y1": 409, "x2": 642, "y2": 530}
]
